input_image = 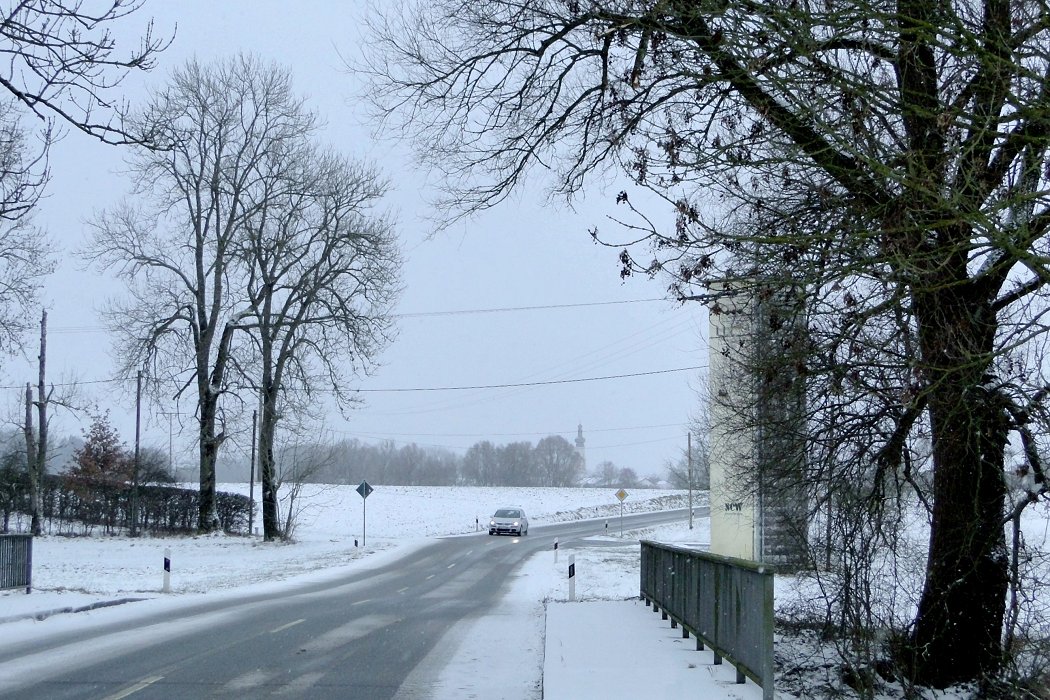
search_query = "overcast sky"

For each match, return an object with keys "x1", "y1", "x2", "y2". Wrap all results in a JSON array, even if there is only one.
[{"x1": 3, "y1": 1, "x2": 707, "y2": 480}]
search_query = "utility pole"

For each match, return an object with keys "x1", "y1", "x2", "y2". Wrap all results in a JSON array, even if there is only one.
[
  {"x1": 688, "y1": 432, "x2": 694, "y2": 530},
  {"x1": 249, "y1": 409, "x2": 257, "y2": 536},
  {"x1": 131, "y1": 369, "x2": 142, "y2": 536}
]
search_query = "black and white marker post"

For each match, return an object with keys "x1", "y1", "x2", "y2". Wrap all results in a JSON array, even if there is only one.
[
  {"x1": 163, "y1": 547, "x2": 171, "y2": 593},
  {"x1": 568, "y1": 554, "x2": 576, "y2": 601},
  {"x1": 554, "y1": 537, "x2": 559, "y2": 563}
]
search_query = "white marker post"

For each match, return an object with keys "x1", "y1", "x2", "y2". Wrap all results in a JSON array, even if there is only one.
[
  {"x1": 568, "y1": 554, "x2": 576, "y2": 602},
  {"x1": 554, "y1": 537, "x2": 559, "y2": 563},
  {"x1": 163, "y1": 548, "x2": 171, "y2": 593}
]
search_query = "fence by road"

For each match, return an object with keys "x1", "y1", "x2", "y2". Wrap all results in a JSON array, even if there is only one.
[
  {"x1": 0, "y1": 534, "x2": 32, "y2": 594},
  {"x1": 640, "y1": 540, "x2": 773, "y2": 700}
]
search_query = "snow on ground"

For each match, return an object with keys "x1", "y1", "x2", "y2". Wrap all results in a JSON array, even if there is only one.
[
  {"x1": 1, "y1": 485, "x2": 695, "y2": 608},
  {"x1": 3, "y1": 485, "x2": 753, "y2": 699},
  {"x1": 3, "y1": 484, "x2": 1040, "y2": 699}
]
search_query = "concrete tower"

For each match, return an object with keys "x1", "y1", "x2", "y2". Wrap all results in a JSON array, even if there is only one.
[{"x1": 707, "y1": 281, "x2": 809, "y2": 567}]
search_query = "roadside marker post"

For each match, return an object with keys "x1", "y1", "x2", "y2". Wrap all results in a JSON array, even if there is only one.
[
  {"x1": 163, "y1": 548, "x2": 171, "y2": 593},
  {"x1": 568, "y1": 554, "x2": 576, "y2": 601},
  {"x1": 554, "y1": 538, "x2": 559, "y2": 563}
]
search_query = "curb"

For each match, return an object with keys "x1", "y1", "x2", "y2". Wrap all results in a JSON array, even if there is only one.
[{"x1": 0, "y1": 597, "x2": 148, "y2": 624}]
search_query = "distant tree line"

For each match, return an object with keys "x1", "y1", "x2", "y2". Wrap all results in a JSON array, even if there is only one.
[{"x1": 245, "y1": 434, "x2": 597, "y2": 488}]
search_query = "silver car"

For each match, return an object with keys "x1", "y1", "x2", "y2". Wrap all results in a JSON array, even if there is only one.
[{"x1": 488, "y1": 507, "x2": 528, "y2": 536}]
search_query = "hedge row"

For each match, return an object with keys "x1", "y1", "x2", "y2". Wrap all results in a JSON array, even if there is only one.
[{"x1": 0, "y1": 470, "x2": 250, "y2": 535}]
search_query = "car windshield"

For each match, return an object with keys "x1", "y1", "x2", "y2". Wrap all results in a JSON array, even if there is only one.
[{"x1": 494, "y1": 509, "x2": 520, "y2": 518}]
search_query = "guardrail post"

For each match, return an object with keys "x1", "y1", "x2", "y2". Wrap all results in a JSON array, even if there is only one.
[{"x1": 25, "y1": 536, "x2": 31, "y2": 594}]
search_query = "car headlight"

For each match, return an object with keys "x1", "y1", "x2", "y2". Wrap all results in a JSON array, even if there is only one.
[
  {"x1": 490, "y1": 520, "x2": 496, "y2": 526},
  {"x1": 513, "y1": 521, "x2": 519, "y2": 526}
]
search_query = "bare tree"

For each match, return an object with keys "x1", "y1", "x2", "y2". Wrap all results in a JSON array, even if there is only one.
[
  {"x1": 271, "y1": 432, "x2": 341, "y2": 542},
  {"x1": 595, "y1": 459, "x2": 619, "y2": 487},
  {"x1": 665, "y1": 435, "x2": 709, "y2": 491},
  {"x1": 238, "y1": 149, "x2": 401, "y2": 541},
  {"x1": 497, "y1": 441, "x2": 536, "y2": 486},
  {"x1": 462, "y1": 440, "x2": 500, "y2": 486},
  {"x1": 0, "y1": 101, "x2": 53, "y2": 354},
  {"x1": 83, "y1": 55, "x2": 316, "y2": 532},
  {"x1": 534, "y1": 434, "x2": 583, "y2": 486},
  {"x1": 21, "y1": 311, "x2": 77, "y2": 534},
  {"x1": 0, "y1": 2, "x2": 166, "y2": 352},
  {"x1": 136, "y1": 446, "x2": 174, "y2": 485},
  {"x1": 0, "y1": 0, "x2": 167, "y2": 144},
  {"x1": 363, "y1": 0, "x2": 1050, "y2": 688}
]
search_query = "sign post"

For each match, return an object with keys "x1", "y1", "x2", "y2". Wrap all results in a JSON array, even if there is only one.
[
  {"x1": 356, "y1": 480, "x2": 374, "y2": 546},
  {"x1": 615, "y1": 488, "x2": 628, "y2": 536}
]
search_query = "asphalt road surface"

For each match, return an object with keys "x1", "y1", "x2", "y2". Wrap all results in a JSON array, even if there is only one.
[{"x1": 0, "y1": 508, "x2": 701, "y2": 699}]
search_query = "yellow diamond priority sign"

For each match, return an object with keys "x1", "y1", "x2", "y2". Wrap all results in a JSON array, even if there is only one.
[{"x1": 615, "y1": 488, "x2": 628, "y2": 502}]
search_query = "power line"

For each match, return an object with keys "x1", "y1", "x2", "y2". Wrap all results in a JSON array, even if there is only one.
[
  {"x1": 43, "y1": 298, "x2": 674, "y2": 335},
  {"x1": 352, "y1": 365, "x2": 704, "y2": 393},
  {"x1": 342, "y1": 421, "x2": 687, "y2": 439},
  {"x1": 397, "y1": 298, "x2": 668, "y2": 318},
  {"x1": 0, "y1": 377, "x2": 119, "y2": 390},
  {"x1": 0, "y1": 364, "x2": 705, "y2": 393}
]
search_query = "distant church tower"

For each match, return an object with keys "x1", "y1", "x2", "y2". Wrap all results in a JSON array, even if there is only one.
[{"x1": 574, "y1": 423, "x2": 586, "y2": 472}]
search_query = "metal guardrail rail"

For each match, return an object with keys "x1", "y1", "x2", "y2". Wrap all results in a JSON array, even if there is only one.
[
  {"x1": 640, "y1": 540, "x2": 774, "y2": 700},
  {"x1": 0, "y1": 534, "x2": 32, "y2": 594}
]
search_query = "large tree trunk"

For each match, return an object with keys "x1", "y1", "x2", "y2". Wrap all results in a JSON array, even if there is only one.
[
  {"x1": 197, "y1": 324, "x2": 237, "y2": 533},
  {"x1": 198, "y1": 391, "x2": 220, "y2": 532},
  {"x1": 260, "y1": 384, "x2": 280, "y2": 541},
  {"x1": 907, "y1": 287, "x2": 1008, "y2": 686}
]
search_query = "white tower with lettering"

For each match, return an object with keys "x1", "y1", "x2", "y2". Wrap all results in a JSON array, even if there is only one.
[
  {"x1": 708, "y1": 289, "x2": 758, "y2": 560},
  {"x1": 708, "y1": 282, "x2": 809, "y2": 566}
]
